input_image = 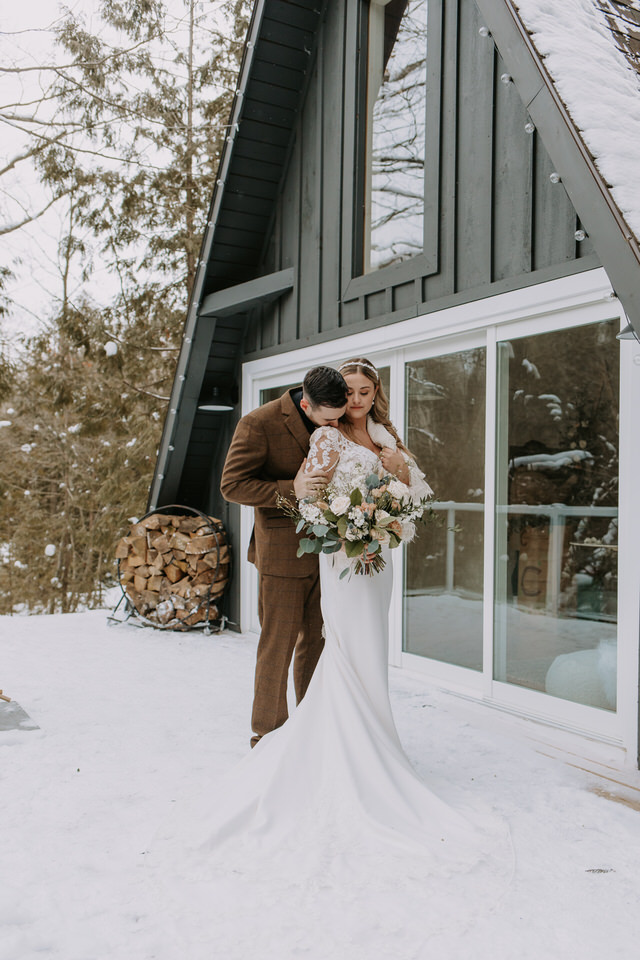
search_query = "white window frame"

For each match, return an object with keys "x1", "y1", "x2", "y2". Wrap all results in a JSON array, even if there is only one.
[{"x1": 239, "y1": 267, "x2": 640, "y2": 761}]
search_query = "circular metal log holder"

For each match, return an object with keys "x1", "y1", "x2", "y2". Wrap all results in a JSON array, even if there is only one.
[{"x1": 110, "y1": 503, "x2": 232, "y2": 633}]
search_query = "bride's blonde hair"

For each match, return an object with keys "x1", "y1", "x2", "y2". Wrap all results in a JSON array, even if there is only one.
[{"x1": 337, "y1": 357, "x2": 411, "y2": 455}]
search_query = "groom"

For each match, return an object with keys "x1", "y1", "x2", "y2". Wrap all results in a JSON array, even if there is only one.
[{"x1": 221, "y1": 366, "x2": 348, "y2": 747}]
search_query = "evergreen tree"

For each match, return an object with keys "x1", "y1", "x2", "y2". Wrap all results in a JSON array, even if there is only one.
[{"x1": 0, "y1": 0, "x2": 250, "y2": 614}]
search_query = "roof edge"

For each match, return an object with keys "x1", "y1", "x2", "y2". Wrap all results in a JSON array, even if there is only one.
[{"x1": 475, "y1": 0, "x2": 640, "y2": 335}]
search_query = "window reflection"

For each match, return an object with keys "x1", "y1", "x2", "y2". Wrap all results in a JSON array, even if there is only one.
[
  {"x1": 260, "y1": 383, "x2": 299, "y2": 405},
  {"x1": 403, "y1": 348, "x2": 486, "y2": 670},
  {"x1": 365, "y1": 0, "x2": 427, "y2": 272},
  {"x1": 494, "y1": 321, "x2": 619, "y2": 710}
]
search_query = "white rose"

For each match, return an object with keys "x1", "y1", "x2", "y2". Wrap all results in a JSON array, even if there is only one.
[
  {"x1": 388, "y1": 479, "x2": 409, "y2": 500},
  {"x1": 375, "y1": 509, "x2": 390, "y2": 523},
  {"x1": 330, "y1": 495, "x2": 350, "y2": 516}
]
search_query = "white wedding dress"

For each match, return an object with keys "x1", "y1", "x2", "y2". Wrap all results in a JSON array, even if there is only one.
[{"x1": 148, "y1": 422, "x2": 509, "y2": 958}]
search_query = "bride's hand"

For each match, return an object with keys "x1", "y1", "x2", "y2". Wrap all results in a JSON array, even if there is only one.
[
  {"x1": 294, "y1": 460, "x2": 331, "y2": 500},
  {"x1": 379, "y1": 447, "x2": 409, "y2": 483}
]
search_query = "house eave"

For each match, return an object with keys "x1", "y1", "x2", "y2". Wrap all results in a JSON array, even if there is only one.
[{"x1": 475, "y1": 0, "x2": 640, "y2": 338}]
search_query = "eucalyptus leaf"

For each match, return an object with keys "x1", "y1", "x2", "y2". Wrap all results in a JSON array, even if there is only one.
[
  {"x1": 344, "y1": 539, "x2": 365, "y2": 558},
  {"x1": 322, "y1": 541, "x2": 343, "y2": 554}
]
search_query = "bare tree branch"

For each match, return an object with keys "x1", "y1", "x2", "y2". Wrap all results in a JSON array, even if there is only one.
[
  {"x1": 0, "y1": 129, "x2": 70, "y2": 177},
  {"x1": 120, "y1": 377, "x2": 170, "y2": 401},
  {"x1": 0, "y1": 192, "x2": 71, "y2": 237},
  {"x1": 0, "y1": 35, "x2": 162, "y2": 75}
]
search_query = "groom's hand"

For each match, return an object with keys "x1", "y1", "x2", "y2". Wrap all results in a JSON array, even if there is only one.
[{"x1": 294, "y1": 460, "x2": 330, "y2": 500}]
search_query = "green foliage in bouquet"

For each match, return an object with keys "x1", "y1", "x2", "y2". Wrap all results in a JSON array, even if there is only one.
[{"x1": 277, "y1": 470, "x2": 435, "y2": 578}]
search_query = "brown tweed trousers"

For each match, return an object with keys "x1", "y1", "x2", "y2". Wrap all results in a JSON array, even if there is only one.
[{"x1": 220, "y1": 389, "x2": 324, "y2": 746}]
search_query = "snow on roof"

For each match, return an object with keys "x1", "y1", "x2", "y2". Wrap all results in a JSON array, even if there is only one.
[{"x1": 513, "y1": 0, "x2": 640, "y2": 243}]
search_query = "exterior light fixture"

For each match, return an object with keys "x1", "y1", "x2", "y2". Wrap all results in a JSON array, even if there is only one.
[{"x1": 198, "y1": 385, "x2": 238, "y2": 413}]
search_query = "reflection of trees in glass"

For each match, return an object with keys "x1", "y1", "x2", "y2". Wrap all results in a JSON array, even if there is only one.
[
  {"x1": 503, "y1": 321, "x2": 619, "y2": 620},
  {"x1": 405, "y1": 349, "x2": 486, "y2": 594},
  {"x1": 407, "y1": 349, "x2": 486, "y2": 502},
  {"x1": 367, "y1": 0, "x2": 427, "y2": 271}
]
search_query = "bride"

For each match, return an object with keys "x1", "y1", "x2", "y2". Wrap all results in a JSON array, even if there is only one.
[
  {"x1": 155, "y1": 358, "x2": 488, "y2": 864},
  {"x1": 148, "y1": 359, "x2": 508, "y2": 959}
]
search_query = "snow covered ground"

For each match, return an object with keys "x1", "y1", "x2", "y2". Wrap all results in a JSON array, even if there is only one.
[{"x1": 2, "y1": 609, "x2": 640, "y2": 959}]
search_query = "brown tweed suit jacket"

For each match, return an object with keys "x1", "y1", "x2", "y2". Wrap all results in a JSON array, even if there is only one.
[{"x1": 220, "y1": 389, "x2": 318, "y2": 579}]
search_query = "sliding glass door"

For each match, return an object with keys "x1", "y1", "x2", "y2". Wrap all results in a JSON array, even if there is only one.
[
  {"x1": 401, "y1": 318, "x2": 620, "y2": 717},
  {"x1": 403, "y1": 345, "x2": 486, "y2": 670},
  {"x1": 494, "y1": 320, "x2": 619, "y2": 710}
]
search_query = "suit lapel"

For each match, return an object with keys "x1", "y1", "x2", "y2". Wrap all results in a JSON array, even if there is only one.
[{"x1": 281, "y1": 389, "x2": 311, "y2": 455}]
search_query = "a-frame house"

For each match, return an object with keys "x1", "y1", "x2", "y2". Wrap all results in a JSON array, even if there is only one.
[{"x1": 150, "y1": 0, "x2": 640, "y2": 766}]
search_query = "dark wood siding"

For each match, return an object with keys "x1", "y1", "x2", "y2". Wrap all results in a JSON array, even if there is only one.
[{"x1": 242, "y1": 0, "x2": 597, "y2": 360}]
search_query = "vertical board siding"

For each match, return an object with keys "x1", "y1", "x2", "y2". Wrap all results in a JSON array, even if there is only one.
[
  {"x1": 455, "y1": 0, "x2": 495, "y2": 291},
  {"x1": 319, "y1": 0, "x2": 346, "y2": 334},
  {"x1": 278, "y1": 134, "x2": 301, "y2": 345},
  {"x1": 244, "y1": 0, "x2": 590, "y2": 360},
  {"x1": 298, "y1": 62, "x2": 322, "y2": 340},
  {"x1": 492, "y1": 53, "x2": 533, "y2": 280},
  {"x1": 532, "y1": 129, "x2": 578, "y2": 270}
]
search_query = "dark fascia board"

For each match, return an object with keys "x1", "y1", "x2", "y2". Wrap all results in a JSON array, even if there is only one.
[
  {"x1": 148, "y1": 1, "x2": 270, "y2": 511},
  {"x1": 199, "y1": 267, "x2": 295, "y2": 317},
  {"x1": 148, "y1": 268, "x2": 295, "y2": 510},
  {"x1": 475, "y1": 0, "x2": 640, "y2": 336}
]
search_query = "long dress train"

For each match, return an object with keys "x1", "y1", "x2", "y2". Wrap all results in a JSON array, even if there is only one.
[{"x1": 147, "y1": 426, "x2": 510, "y2": 957}]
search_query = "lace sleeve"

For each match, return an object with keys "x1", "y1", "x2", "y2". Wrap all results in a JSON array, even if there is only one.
[
  {"x1": 402, "y1": 453, "x2": 434, "y2": 502},
  {"x1": 306, "y1": 426, "x2": 342, "y2": 475}
]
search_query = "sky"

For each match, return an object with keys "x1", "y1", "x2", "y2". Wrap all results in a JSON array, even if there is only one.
[
  {"x1": 1, "y1": 3, "x2": 101, "y2": 342},
  {"x1": 0, "y1": 0, "x2": 223, "y2": 349}
]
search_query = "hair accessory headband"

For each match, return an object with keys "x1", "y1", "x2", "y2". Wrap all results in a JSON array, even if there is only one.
[{"x1": 338, "y1": 359, "x2": 379, "y2": 380}]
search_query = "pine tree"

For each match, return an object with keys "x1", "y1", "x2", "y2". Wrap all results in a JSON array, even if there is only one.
[{"x1": 0, "y1": 0, "x2": 250, "y2": 614}]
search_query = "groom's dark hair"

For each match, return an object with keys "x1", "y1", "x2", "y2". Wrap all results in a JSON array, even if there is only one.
[{"x1": 303, "y1": 366, "x2": 348, "y2": 408}]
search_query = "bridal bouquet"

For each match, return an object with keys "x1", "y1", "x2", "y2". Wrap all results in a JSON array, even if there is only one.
[{"x1": 277, "y1": 468, "x2": 434, "y2": 578}]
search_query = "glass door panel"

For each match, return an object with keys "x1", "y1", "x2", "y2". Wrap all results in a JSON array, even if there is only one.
[
  {"x1": 260, "y1": 369, "x2": 390, "y2": 407},
  {"x1": 494, "y1": 320, "x2": 619, "y2": 710},
  {"x1": 403, "y1": 347, "x2": 486, "y2": 669},
  {"x1": 260, "y1": 382, "x2": 299, "y2": 404}
]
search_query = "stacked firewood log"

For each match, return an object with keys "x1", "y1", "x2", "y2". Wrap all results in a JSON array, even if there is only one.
[{"x1": 116, "y1": 512, "x2": 230, "y2": 629}]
